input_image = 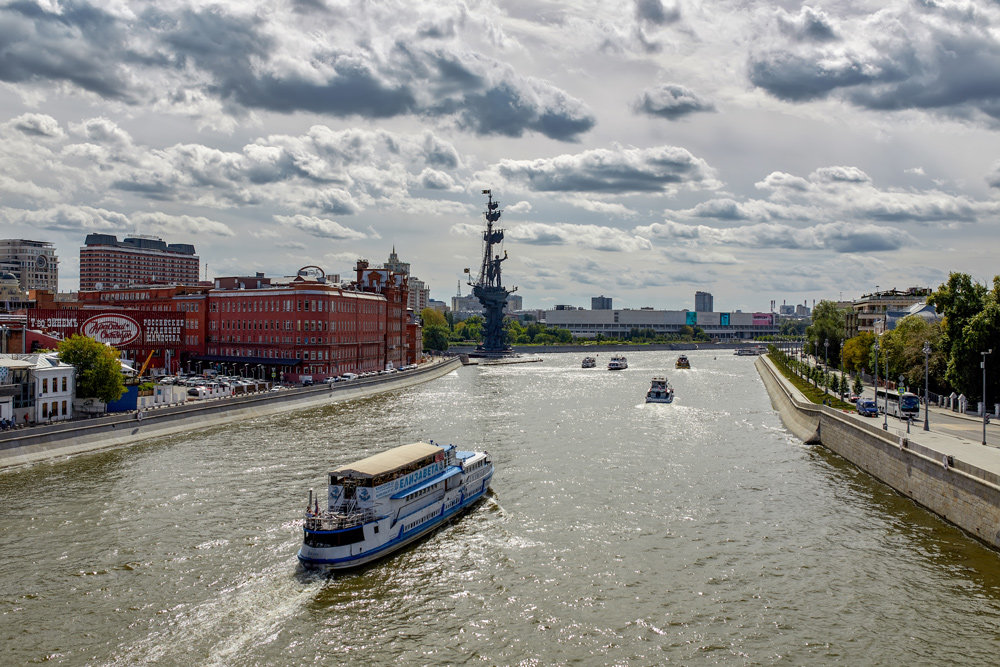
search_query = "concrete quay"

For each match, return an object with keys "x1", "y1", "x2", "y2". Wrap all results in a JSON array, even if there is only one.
[
  {"x1": 0, "y1": 357, "x2": 461, "y2": 470},
  {"x1": 756, "y1": 354, "x2": 1000, "y2": 550}
]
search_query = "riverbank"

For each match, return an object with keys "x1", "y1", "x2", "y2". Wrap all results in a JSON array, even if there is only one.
[
  {"x1": 756, "y1": 354, "x2": 1000, "y2": 550},
  {"x1": 0, "y1": 357, "x2": 462, "y2": 470}
]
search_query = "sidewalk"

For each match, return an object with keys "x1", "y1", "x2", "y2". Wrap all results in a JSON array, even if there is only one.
[{"x1": 770, "y1": 354, "x2": 1000, "y2": 482}]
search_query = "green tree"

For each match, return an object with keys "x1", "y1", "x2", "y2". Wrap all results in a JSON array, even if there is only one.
[
  {"x1": 458, "y1": 315, "x2": 484, "y2": 342},
  {"x1": 853, "y1": 374, "x2": 863, "y2": 397},
  {"x1": 841, "y1": 332, "x2": 875, "y2": 374},
  {"x1": 780, "y1": 319, "x2": 807, "y2": 336},
  {"x1": 806, "y1": 300, "x2": 848, "y2": 362},
  {"x1": 420, "y1": 307, "x2": 447, "y2": 329},
  {"x1": 505, "y1": 319, "x2": 528, "y2": 345},
  {"x1": 929, "y1": 272, "x2": 1000, "y2": 400},
  {"x1": 57, "y1": 334, "x2": 127, "y2": 403},
  {"x1": 422, "y1": 324, "x2": 449, "y2": 351}
]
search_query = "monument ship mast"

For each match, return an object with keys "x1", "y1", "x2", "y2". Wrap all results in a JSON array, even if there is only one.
[{"x1": 470, "y1": 189, "x2": 517, "y2": 355}]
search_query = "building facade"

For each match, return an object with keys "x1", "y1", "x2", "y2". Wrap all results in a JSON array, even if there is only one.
[
  {"x1": 592, "y1": 295, "x2": 613, "y2": 310},
  {"x1": 29, "y1": 263, "x2": 419, "y2": 382},
  {"x1": 543, "y1": 308, "x2": 778, "y2": 340},
  {"x1": 0, "y1": 239, "x2": 58, "y2": 292},
  {"x1": 79, "y1": 234, "x2": 199, "y2": 290},
  {"x1": 384, "y1": 248, "x2": 430, "y2": 313},
  {"x1": 846, "y1": 287, "x2": 931, "y2": 337},
  {"x1": 0, "y1": 354, "x2": 75, "y2": 424},
  {"x1": 695, "y1": 291, "x2": 714, "y2": 312}
]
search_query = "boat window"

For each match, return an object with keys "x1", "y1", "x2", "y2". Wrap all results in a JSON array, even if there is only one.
[{"x1": 303, "y1": 525, "x2": 364, "y2": 547}]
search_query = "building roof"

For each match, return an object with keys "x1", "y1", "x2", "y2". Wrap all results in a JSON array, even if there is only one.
[{"x1": 331, "y1": 442, "x2": 441, "y2": 478}]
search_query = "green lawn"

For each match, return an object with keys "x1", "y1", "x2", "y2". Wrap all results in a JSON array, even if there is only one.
[{"x1": 768, "y1": 355, "x2": 856, "y2": 411}]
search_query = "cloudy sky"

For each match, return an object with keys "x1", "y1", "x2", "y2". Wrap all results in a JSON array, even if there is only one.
[{"x1": 2, "y1": 0, "x2": 999, "y2": 312}]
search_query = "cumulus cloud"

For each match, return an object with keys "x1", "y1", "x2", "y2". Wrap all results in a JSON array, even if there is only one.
[
  {"x1": 275, "y1": 214, "x2": 369, "y2": 240},
  {"x1": 509, "y1": 222, "x2": 653, "y2": 252},
  {"x1": 9, "y1": 113, "x2": 64, "y2": 139},
  {"x1": 749, "y1": 1, "x2": 1000, "y2": 126},
  {"x1": 634, "y1": 83, "x2": 714, "y2": 119},
  {"x1": 0, "y1": 1, "x2": 595, "y2": 141},
  {"x1": 636, "y1": 219, "x2": 916, "y2": 253},
  {"x1": 495, "y1": 144, "x2": 719, "y2": 194}
]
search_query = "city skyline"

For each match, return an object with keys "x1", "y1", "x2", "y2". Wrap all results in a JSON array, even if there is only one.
[{"x1": 1, "y1": 1, "x2": 998, "y2": 311}]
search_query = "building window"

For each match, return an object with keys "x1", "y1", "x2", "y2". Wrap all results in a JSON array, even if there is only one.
[{"x1": 62, "y1": 377, "x2": 67, "y2": 392}]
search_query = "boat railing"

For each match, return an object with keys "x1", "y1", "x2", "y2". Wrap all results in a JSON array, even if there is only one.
[{"x1": 304, "y1": 507, "x2": 376, "y2": 531}]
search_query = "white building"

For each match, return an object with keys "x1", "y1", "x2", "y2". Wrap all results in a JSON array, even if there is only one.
[
  {"x1": 542, "y1": 308, "x2": 779, "y2": 340},
  {"x1": 0, "y1": 353, "x2": 76, "y2": 424},
  {"x1": 0, "y1": 239, "x2": 59, "y2": 292}
]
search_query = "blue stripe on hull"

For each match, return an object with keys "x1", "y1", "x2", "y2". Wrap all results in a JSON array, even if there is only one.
[{"x1": 297, "y1": 480, "x2": 492, "y2": 569}]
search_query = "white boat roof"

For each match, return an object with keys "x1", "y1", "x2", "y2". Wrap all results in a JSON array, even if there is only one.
[{"x1": 331, "y1": 442, "x2": 441, "y2": 478}]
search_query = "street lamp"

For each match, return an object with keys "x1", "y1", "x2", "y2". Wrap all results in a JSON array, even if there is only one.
[
  {"x1": 824, "y1": 338, "x2": 830, "y2": 396},
  {"x1": 923, "y1": 341, "x2": 931, "y2": 431},
  {"x1": 874, "y1": 340, "x2": 880, "y2": 415},
  {"x1": 983, "y1": 348, "x2": 993, "y2": 446},
  {"x1": 883, "y1": 354, "x2": 889, "y2": 430}
]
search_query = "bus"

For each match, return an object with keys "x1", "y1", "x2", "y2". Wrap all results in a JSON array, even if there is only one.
[{"x1": 875, "y1": 388, "x2": 921, "y2": 419}]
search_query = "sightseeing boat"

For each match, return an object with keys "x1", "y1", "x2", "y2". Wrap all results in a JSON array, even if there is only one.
[
  {"x1": 675, "y1": 355, "x2": 691, "y2": 369},
  {"x1": 298, "y1": 441, "x2": 494, "y2": 569},
  {"x1": 581, "y1": 357, "x2": 596, "y2": 368},
  {"x1": 607, "y1": 355, "x2": 628, "y2": 370},
  {"x1": 646, "y1": 376, "x2": 674, "y2": 403}
]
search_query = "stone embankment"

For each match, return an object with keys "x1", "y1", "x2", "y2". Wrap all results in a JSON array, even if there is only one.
[
  {"x1": 0, "y1": 357, "x2": 461, "y2": 469},
  {"x1": 756, "y1": 354, "x2": 1000, "y2": 550}
]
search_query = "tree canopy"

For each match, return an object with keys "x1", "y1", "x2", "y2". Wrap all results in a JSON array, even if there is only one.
[
  {"x1": 57, "y1": 334, "x2": 127, "y2": 403},
  {"x1": 929, "y1": 272, "x2": 1000, "y2": 401},
  {"x1": 420, "y1": 307, "x2": 447, "y2": 329},
  {"x1": 805, "y1": 300, "x2": 847, "y2": 360}
]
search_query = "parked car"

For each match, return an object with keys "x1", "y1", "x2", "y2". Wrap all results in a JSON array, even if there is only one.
[
  {"x1": 341, "y1": 373, "x2": 358, "y2": 381},
  {"x1": 856, "y1": 398, "x2": 878, "y2": 417}
]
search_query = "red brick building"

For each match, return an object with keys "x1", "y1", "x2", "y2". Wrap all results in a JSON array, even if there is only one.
[
  {"x1": 26, "y1": 262, "x2": 422, "y2": 382},
  {"x1": 79, "y1": 234, "x2": 200, "y2": 290}
]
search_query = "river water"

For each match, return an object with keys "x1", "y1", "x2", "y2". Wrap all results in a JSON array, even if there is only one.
[{"x1": 3, "y1": 350, "x2": 1000, "y2": 665}]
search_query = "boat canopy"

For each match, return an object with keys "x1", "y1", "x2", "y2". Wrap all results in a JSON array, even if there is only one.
[{"x1": 331, "y1": 442, "x2": 442, "y2": 478}]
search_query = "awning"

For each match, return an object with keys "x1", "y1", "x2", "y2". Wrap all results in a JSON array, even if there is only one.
[{"x1": 189, "y1": 354, "x2": 302, "y2": 367}]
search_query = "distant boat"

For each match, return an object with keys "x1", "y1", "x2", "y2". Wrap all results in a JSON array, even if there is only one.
[
  {"x1": 607, "y1": 355, "x2": 628, "y2": 370},
  {"x1": 646, "y1": 376, "x2": 674, "y2": 403},
  {"x1": 581, "y1": 356, "x2": 596, "y2": 368},
  {"x1": 675, "y1": 355, "x2": 691, "y2": 369}
]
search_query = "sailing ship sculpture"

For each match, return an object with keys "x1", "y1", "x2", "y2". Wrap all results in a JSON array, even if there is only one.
[{"x1": 469, "y1": 189, "x2": 517, "y2": 356}]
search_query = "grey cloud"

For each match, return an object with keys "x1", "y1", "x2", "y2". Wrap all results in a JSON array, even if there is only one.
[
  {"x1": 510, "y1": 222, "x2": 653, "y2": 252},
  {"x1": 988, "y1": 162, "x2": 1000, "y2": 188},
  {"x1": 635, "y1": 84, "x2": 715, "y2": 120},
  {"x1": 497, "y1": 145, "x2": 718, "y2": 194},
  {"x1": 811, "y1": 166, "x2": 871, "y2": 184},
  {"x1": 0, "y1": 1, "x2": 136, "y2": 100},
  {"x1": 634, "y1": 0, "x2": 680, "y2": 26},
  {"x1": 755, "y1": 171, "x2": 811, "y2": 192},
  {"x1": 637, "y1": 220, "x2": 913, "y2": 253},
  {"x1": 776, "y1": 6, "x2": 838, "y2": 43},
  {"x1": 750, "y1": 4, "x2": 1000, "y2": 125},
  {"x1": 275, "y1": 214, "x2": 368, "y2": 240},
  {"x1": 10, "y1": 204, "x2": 129, "y2": 232},
  {"x1": 748, "y1": 51, "x2": 880, "y2": 101},
  {"x1": 10, "y1": 113, "x2": 63, "y2": 138}
]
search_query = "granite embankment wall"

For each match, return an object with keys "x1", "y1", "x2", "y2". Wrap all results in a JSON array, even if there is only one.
[
  {"x1": 0, "y1": 358, "x2": 462, "y2": 469},
  {"x1": 756, "y1": 355, "x2": 1000, "y2": 550}
]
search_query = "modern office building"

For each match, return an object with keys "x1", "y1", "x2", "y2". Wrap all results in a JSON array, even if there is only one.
[
  {"x1": 543, "y1": 307, "x2": 777, "y2": 340},
  {"x1": 592, "y1": 295, "x2": 612, "y2": 310},
  {"x1": 0, "y1": 239, "x2": 58, "y2": 291},
  {"x1": 79, "y1": 234, "x2": 199, "y2": 290},
  {"x1": 695, "y1": 291, "x2": 713, "y2": 312}
]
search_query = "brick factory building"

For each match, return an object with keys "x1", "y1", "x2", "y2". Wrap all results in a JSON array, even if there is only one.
[
  {"x1": 26, "y1": 262, "x2": 422, "y2": 382},
  {"x1": 79, "y1": 234, "x2": 200, "y2": 290}
]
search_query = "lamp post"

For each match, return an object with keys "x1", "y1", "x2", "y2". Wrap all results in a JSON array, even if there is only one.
[
  {"x1": 883, "y1": 354, "x2": 889, "y2": 430},
  {"x1": 824, "y1": 338, "x2": 830, "y2": 396},
  {"x1": 874, "y1": 340, "x2": 879, "y2": 412},
  {"x1": 983, "y1": 348, "x2": 993, "y2": 446},
  {"x1": 923, "y1": 341, "x2": 931, "y2": 431}
]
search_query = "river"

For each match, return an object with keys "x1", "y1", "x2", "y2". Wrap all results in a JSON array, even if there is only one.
[{"x1": 2, "y1": 350, "x2": 999, "y2": 665}]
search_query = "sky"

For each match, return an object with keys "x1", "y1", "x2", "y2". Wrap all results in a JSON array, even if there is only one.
[{"x1": 2, "y1": 0, "x2": 999, "y2": 313}]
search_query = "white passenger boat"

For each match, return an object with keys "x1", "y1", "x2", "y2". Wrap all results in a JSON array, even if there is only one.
[
  {"x1": 581, "y1": 356, "x2": 596, "y2": 368},
  {"x1": 646, "y1": 376, "x2": 674, "y2": 403},
  {"x1": 608, "y1": 355, "x2": 628, "y2": 370},
  {"x1": 298, "y1": 441, "x2": 494, "y2": 569}
]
